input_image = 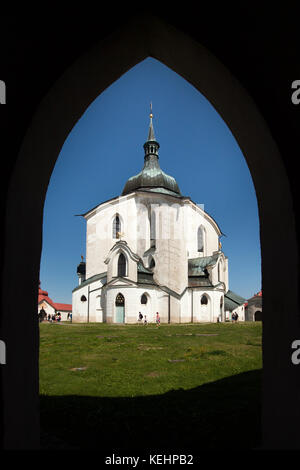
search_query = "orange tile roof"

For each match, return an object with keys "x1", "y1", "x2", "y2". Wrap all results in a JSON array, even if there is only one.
[
  {"x1": 53, "y1": 303, "x2": 72, "y2": 312},
  {"x1": 38, "y1": 283, "x2": 72, "y2": 312}
]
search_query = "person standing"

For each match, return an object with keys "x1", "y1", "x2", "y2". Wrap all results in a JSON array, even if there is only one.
[
  {"x1": 144, "y1": 315, "x2": 147, "y2": 325},
  {"x1": 39, "y1": 308, "x2": 46, "y2": 323},
  {"x1": 138, "y1": 312, "x2": 143, "y2": 323},
  {"x1": 156, "y1": 312, "x2": 160, "y2": 327}
]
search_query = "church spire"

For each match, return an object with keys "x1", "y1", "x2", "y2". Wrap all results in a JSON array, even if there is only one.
[
  {"x1": 144, "y1": 103, "x2": 160, "y2": 157},
  {"x1": 121, "y1": 104, "x2": 181, "y2": 196},
  {"x1": 147, "y1": 102, "x2": 156, "y2": 141}
]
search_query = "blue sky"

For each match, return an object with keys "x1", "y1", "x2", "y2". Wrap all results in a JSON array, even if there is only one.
[{"x1": 40, "y1": 57, "x2": 261, "y2": 304}]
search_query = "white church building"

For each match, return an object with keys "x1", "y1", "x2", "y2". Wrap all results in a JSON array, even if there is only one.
[{"x1": 72, "y1": 110, "x2": 245, "y2": 323}]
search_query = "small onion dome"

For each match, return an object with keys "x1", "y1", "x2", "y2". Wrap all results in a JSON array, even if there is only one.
[
  {"x1": 77, "y1": 261, "x2": 86, "y2": 275},
  {"x1": 122, "y1": 159, "x2": 181, "y2": 196},
  {"x1": 39, "y1": 288, "x2": 49, "y2": 296}
]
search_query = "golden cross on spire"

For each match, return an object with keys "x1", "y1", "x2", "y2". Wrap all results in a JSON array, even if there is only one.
[{"x1": 150, "y1": 102, "x2": 153, "y2": 118}]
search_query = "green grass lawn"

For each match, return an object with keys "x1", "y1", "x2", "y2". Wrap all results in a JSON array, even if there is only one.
[{"x1": 39, "y1": 321, "x2": 262, "y2": 450}]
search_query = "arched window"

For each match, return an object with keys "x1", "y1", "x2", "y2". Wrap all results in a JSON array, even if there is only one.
[
  {"x1": 115, "y1": 293, "x2": 124, "y2": 306},
  {"x1": 149, "y1": 256, "x2": 155, "y2": 269},
  {"x1": 201, "y1": 294, "x2": 208, "y2": 305},
  {"x1": 113, "y1": 215, "x2": 121, "y2": 239},
  {"x1": 117, "y1": 253, "x2": 126, "y2": 277},
  {"x1": 197, "y1": 226, "x2": 204, "y2": 252},
  {"x1": 141, "y1": 294, "x2": 148, "y2": 304}
]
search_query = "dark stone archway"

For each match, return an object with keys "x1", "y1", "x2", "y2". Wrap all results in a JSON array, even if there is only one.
[
  {"x1": 255, "y1": 311, "x2": 263, "y2": 322},
  {"x1": 1, "y1": 12, "x2": 300, "y2": 449}
]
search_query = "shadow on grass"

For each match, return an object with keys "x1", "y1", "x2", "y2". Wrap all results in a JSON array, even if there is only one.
[{"x1": 40, "y1": 369, "x2": 261, "y2": 450}]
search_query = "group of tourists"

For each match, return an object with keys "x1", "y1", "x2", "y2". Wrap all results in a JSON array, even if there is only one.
[
  {"x1": 38, "y1": 308, "x2": 73, "y2": 323},
  {"x1": 46, "y1": 312, "x2": 61, "y2": 323},
  {"x1": 138, "y1": 312, "x2": 161, "y2": 326}
]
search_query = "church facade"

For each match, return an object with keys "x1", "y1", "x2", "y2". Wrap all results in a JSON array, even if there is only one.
[{"x1": 72, "y1": 111, "x2": 243, "y2": 323}]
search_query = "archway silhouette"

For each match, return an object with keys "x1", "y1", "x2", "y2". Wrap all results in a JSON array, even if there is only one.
[
  {"x1": 255, "y1": 310, "x2": 262, "y2": 322},
  {"x1": 2, "y1": 15, "x2": 299, "y2": 449}
]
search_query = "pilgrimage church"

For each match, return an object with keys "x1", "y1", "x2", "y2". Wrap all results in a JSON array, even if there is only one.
[{"x1": 72, "y1": 108, "x2": 245, "y2": 323}]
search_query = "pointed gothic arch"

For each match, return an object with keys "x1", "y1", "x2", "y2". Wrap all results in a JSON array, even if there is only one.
[
  {"x1": 139, "y1": 291, "x2": 151, "y2": 321},
  {"x1": 149, "y1": 255, "x2": 155, "y2": 269},
  {"x1": 115, "y1": 292, "x2": 125, "y2": 323},
  {"x1": 198, "y1": 292, "x2": 212, "y2": 322},
  {"x1": 112, "y1": 214, "x2": 121, "y2": 239},
  {"x1": 2, "y1": 14, "x2": 298, "y2": 449},
  {"x1": 115, "y1": 292, "x2": 125, "y2": 306},
  {"x1": 117, "y1": 252, "x2": 127, "y2": 277}
]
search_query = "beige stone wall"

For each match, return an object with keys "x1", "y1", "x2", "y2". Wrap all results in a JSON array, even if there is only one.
[
  {"x1": 169, "y1": 296, "x2": 181, "y2": 322},
  {"x1": 72, "y1": 284, "x2": 89, "y2": 322},
  {"x1": 85, "y1": 194, "x2": 137, "y2": 279},
  {"x1": 38, "y1": 301, "x2": 55, "y2": 316},
  {"x1": 182, "y1": 202, "x2": 220, "y2": 258},
  {"x1": 152, "y1": 202, "x2": 188, "y2": 295},
  {"x1": 105, "y1": 285, "x2": 159, "y2": 323}
]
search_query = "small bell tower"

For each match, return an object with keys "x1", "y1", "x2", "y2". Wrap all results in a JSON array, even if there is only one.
[{"x1": 77, "y1": 255, "x2": 86, "y2": 285}]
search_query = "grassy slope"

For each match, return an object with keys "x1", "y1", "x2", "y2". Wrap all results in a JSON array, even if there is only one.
[{"x1": 39, "y1": 322, "x2": 262, "y2": 450}]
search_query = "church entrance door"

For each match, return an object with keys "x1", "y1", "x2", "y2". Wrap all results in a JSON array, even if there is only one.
[{"x1": 115, "y1": 293, "x2": 125, "y2": 323}]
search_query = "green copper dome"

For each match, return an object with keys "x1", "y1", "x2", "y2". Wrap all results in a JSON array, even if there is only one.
[{"x1": 122, "y1": 110, "x2": 181, "y2": 197}]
